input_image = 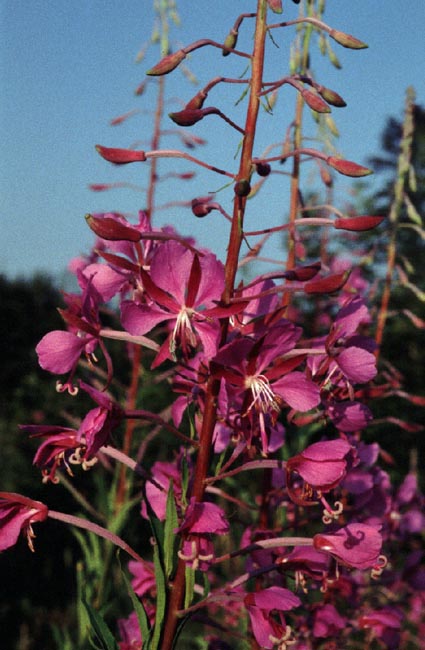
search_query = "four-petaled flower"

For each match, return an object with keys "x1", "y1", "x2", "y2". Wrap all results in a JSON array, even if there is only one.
[
  {"x1": 212, "y1": 323, "x2": 320, "y2": 452},
  {"x1": 121, "y1": 241, "x2": 242, "y2": 367}
]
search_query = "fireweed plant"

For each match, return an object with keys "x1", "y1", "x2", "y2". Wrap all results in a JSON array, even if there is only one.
[{"x1": 3, "y1": 1, "x2": 424, "y2": 649}]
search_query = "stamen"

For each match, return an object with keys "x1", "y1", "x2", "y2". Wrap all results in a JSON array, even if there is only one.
[
  {"x1": 245, "y1": 374, "x2": 281, "y2": 414},
  {"x1": 171, "y1": 307, "x2": 196, "y2": 359}
]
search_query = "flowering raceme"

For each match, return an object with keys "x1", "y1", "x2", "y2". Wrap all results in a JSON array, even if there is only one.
[{"x1": 9, "y1": 4, "x2": 422, "y2": 649}]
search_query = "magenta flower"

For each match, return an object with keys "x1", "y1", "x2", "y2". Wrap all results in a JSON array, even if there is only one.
[
  {"x1": 176, "y1": 498, "x2": 229, "y2": 536},
  {"x1": 0, "y1": 492, "x2": 48, "y2": 552},
  {"x1": 313, "y1": 523, "x2": 383, "y2": 570},
  {"x1": 36, "y1": 329, "x2": 98, "y2": 376},
  {"x1": 128, "y1": 559, "x2": 156, "y2": 597},
  {"x1": 77, "y1": 381, "x2": 124, "y2": 457},
  {"x1": 309, "y1": 294, "x2": 377, "y2": 387},
  {"x1": 141, "y1": 460, "x2": 182, "y2": 521},
  {"x1": 244, "y1": 586, "x2": 301, "y2": 649},
  {"x1": 358, "y1": 608, "x2": 402, "y2": 649},
  {"x1": 117, "y1": 611, "x2": 144, "y2": 650},
  {"x1": 312, "y1": 603, "x2": 346, "y2": 638},
  {"x1": 20, "y1": 424, "x2": 80, "y2": 483},
  {"x1": 176, "y1": 498, "x2": 229, "y2": 570},
  {"x1": 121, "y1": 241, "x2": 240, "y2": 367},
  {"x1": 212, "y1": 323, "x2": 320, "y2": 452},
  {"x1": 327, "y1": 400, "x2": 373, "y2": 432},
  {"x1": 36, "y1": 278, "x2": 104, "y2": 388},
  {"x1": 286, "y1": 438, "x2": 353, "y2": 505}
]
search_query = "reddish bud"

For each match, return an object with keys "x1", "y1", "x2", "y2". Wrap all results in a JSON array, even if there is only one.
[
  {"x1": 222, "y1": 30, "x2": 238, "y2": 56},
  {"x1": 316, "y1": 85, "x2": 346, "y2": 107},
  {"x1": 304, "y1": 271, "x2": 350, "y2": 294},
  {"x1": 234, "y1": 179, "x2": 251, "y2": 197},
  {"x1": 96, "y1": 145, "x2": 146, "y2": 165},
  {"x1": 284, "y1": 262, "x2": 321, "y2": 281},
  {"x1": 89, "y1": 184, "x2": 115, "y2": 192},
  {"x1": 85, "y1": 214, "x2": 142, "y2": 242},
  {"x1": 301, "y1": 89, "x2": 331, "y2": 113},
  {"x1": 320, "y1": 166, "x2": 333, "y2": 188},
  {"x1": 110, "y1": 109, "x2": 139, "y2": 126},
  {"x1": 134, "y1": 81, "x2": 147, "y2": 96},
  {"x1": 185, "y1": 90, "x2": 208, "y2": 110},
  {"x1": 255, "y1": 161, "x2": 271, "y2": 177},
  {"x1": 169, "y1": 108, "x2": 209, "y2": 127},
  {"x1": 326, "y1": 156, "x2": 373, "y2": 177},
  {"x1": 191, "y1": 197, "x2": 217, "y2": 218},
  {"x1": 330, "y1": 29, "x2": 368, "y2": 50},
  {"x1": 266, "y1": 0, "x2": 283, "y2": 13},
  {"x1": 146, "y1": 49, "x2": 186, "y2": 76},
  {"x1": 335, "y1": 215, "x2": 385, "y2": 231}
]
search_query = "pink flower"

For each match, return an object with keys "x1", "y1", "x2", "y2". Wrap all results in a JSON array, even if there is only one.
[
  {"x1": 313, "y1": 523, "x2": 383, "y2": 570},
  {"x1": 121, "y1": 241, "x2": 240, "y2": 367},
  {"x1": 358, "y1": 608, "x2": 402, "y2": 649},
  {"x1": 141, "y1": 460, "x2": 182, "y2": 521},
  {"x1": 117, "y1": 611, "x2": 144, "y2": 650},
  {"x1": 212, "y1": 324, "x2": 320, "y2": 452},
  {"x1": 244, "y1": 586, "x2": 301, "y2": 649},
  {"x1": 176, "y1": 499, "x2": 229, "y2": 536},
  {"x1": 176, "y1": 498, "x2": 229, "y2": 570},
  {"x1": 128, "y1": 560, "x2": 156, "y2": 597},
  {"x1": 286, "y1": 438, "x2": 353, "y2": 505},
  {"x1": 312, "y1": 603, "x2": 346, "y2": 637},
  {"x1": 0, "y1": 492, "x2": 48, "y2": 552},
  {"x1": 77, "y1": 381, "x2": 124, "y2": 457},
  {"x1": 309, "y1": 294, "x2": 377, "y2": 387},
  {"x1": 20, "y1": 424, "x2": 80, "y2": 483},
  {"x1": 36, "y1": 330, "x2": 97, "y2": 375}
]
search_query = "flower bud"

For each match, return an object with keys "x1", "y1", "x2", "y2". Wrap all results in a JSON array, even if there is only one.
[
  {"x1": 334, "y1": 215, "x2": 385, "y2": 231},
  {"x1": 234, "y1": 179, "x2": 251, "y2": 197},
  {"x1": 146, "y1": 49, "x2": 186, "y2": 76},
  {"x1": 320, "y1": 166, "x2": 333, "y2": 188},
  {"x1": 191, "y1": 197, "x2": 216, "y2": 218},
  {"x1": 284, "y1": 262, "x2": 321, "y2": 281},
  {"x1": 326, "y1": 156, "x2": 373, "y2": 177},
  {"x1": 316, "y1": 85, "x2": 346, "y2": 107},
  {"x1": 85, "y1": 214, "x2": 142, "y2": 242},
  {"x1": 95, "y1": 145, "x2": 146, "y2": 165},
  {"x1": 255, "y1": 161, "x2": 271, "y2": 177},
  {"x1": 169, "y1": 108, "x2": 214, "y2": 127},
  {"x1": 222, "y1": 30, "x2": 238, "y2": 57},
  {"x1": 304, "y1": 270, "x2": 350, "y2": 294},
  {"x1": 134, "y1": 81, "x2": 147, "y2": 96},
  {"x1": 266, "y1": 0, "x2": 283, "y2": 13},
  {"x1": 301, "y1": 89, "x2": 331, "y2": 113},
  {"x1": 330, "y1": 29, "x2": 368, "y2": 50},
  {"x1": 185, "y1": 90, "x2": 208, "y2": 110}
]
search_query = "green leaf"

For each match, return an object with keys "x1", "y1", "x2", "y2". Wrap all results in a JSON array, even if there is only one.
[
  {"x1": 404, "y1": 194, "x2": 422, "y2": 226},
  {"x1": 164, "y1": 481, "x2": 179, "y2": 578},
  {"x1": 81, "y1": 597, "x2": 119, "y2": 650},
  {"x1": 184, "y1": 564, "x2": 195, "y2": 610},
  {"x1": 151, "y1": 542, "x2": 167, "y2": 649}
]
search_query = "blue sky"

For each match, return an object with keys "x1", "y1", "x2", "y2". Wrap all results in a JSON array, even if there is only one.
[{"x1": 1, "y1": 1, "x2": 424, "y2": 278}]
